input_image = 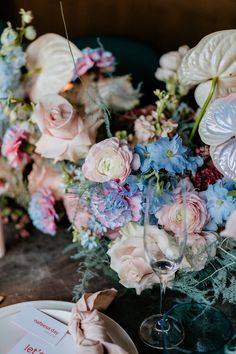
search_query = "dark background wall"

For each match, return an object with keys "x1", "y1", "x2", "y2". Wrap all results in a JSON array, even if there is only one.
[{"x1": 1, "y1": 0, "x2": 236, "y2": 53}]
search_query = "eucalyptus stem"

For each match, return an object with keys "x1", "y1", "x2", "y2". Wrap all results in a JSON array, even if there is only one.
[
  {"x1": 188, "y1": 76, "x2": 218, "y2": 145},
  {"x1": 194, "y1": 261, "x2": 235, "y2": 287}
]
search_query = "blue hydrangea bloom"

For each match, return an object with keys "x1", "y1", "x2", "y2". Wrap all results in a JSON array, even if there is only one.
[
  {"x1": 134, "y1": 144, "x2": 152, "y2": 173},
  {"x1": 205, "y1": 181, "x2": 235, "y2": 225},
  {"x1": 90, "y1": 181, "x2": 142, "y2": 229},
  {"x1": 147, "y1": 135, "x2": 188, "y2": 173}
]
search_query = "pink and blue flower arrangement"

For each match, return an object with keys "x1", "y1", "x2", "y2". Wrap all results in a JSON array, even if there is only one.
[{"x1": 0, "y1": 9, "x2": 236, "y2": 303}]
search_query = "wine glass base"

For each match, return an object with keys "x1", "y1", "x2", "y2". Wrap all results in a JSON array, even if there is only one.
[{"x1": 139, "y1": 314, "x2": 184, "y2": 349}]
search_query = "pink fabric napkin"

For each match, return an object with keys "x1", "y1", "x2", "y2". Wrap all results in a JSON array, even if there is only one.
[{"x1": 68, "y1": 288, "x2": 130, "y2": 354}]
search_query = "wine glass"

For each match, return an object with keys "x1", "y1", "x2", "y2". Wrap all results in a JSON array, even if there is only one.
[{"x1": 139, "y1": 176, "x2": 188, "y2": 349}]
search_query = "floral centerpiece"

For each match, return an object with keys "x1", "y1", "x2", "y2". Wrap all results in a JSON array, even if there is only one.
[{"x1": 0, "y1": 10, "x2": 236, "y2": 304}]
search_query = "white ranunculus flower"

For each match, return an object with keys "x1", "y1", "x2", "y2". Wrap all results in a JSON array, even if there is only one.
[{"x1": 178, "y1": 30, "x2": 236, "y2": 107}]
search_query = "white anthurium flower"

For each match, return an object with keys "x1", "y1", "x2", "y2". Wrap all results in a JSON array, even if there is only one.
[
  {"x1": 199, "y1": 93, "x2": 236, "y2": 181},
  {"x1": 25, "y1": 33, "x2": 81, "y2": 102},
  {"x1": 178, "y1": 30, "x2": 236, "y2": 107}
]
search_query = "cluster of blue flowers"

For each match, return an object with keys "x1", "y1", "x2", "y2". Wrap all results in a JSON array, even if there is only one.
[
  {"x1": 0, "y1": 30, "x2": 26, "y2": 135},
  {"x1": 134, "y1": 135, "x2": 203, "y2": 175},
  {"x1": 80, "y1": 229, "x2": 98, "y2": 250},
  {"x1": 205, "y1": 179, "x2": 236, "y2": 229}
]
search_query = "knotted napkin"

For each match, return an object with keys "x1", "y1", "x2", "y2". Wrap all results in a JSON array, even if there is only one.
[{"x1": 68, "y1": 288, "x2": 130, "y2": 354}]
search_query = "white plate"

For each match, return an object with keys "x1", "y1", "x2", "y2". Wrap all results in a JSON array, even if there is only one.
[{"x1": 0, "y1": 300, "x2": 138, "y2": 354}]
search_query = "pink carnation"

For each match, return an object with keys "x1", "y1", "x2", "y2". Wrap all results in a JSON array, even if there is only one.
[
  {"x1": 75, "y1": 47, "x2": 115, "y2": 77},
  {"x1": 156, "y1": 178, "x2": 209, "y2": 234},
  {"x1": 2, "y1": 125, "x2": 30, "y2": 168},
  {"x1": 82, "y1": 137, "x2": 133, "y2": 183},
  {"x1": 28, "y1": 188, "x2": 58, "y2": 236}
]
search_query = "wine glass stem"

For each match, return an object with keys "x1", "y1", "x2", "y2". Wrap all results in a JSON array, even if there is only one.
[{"x1": 159, "y1": 278, "x2": 166, "y2": 315}]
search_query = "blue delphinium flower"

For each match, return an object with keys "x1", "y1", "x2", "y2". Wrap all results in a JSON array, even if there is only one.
[
  {"x1": 221, "y1": 178, "x2": 236, "y2": 191},
  {"x1": 147, "y1": 135, "x2": 188, "y2": 173},
  {"x1": 186, "y1": 155, "x2": 203, "y2": 175},
  {"x1": 134, "y1": 135, "x2": 203, "y2": 175},
  {"x1": 124, "y1": 174, "x2": 147, "y2": 193},
  {"x1": 5, "y1": 46, "x2": 25, "y2": 73},
  {"x1": 134, "y1": 144, "x2": 152, "y2": 173},
  {"x1": 0, "y1": 58, "x2": 15, "y2": 93},
  {"x1": 205, "y1": 180, "x2": 235, "y2": 225}
]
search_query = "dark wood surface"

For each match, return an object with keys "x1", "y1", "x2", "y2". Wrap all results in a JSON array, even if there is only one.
[
  {"x1": 0, "y1": 225, "x2": 235, "y2": 354},
  {"x1": 1, "y1": 0, "x2": 236, "y2": 53}
]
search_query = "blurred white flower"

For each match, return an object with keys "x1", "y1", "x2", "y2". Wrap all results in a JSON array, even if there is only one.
[
  {"x1": 0, "y1": 27, "x2": 17, "y2": 46},
  {"x1": 25, "y1": 26, "x2": 37, "y2": 41},
  {"x1": 155, "y1": 45, "x2": 189, "y2": 82},
  {"x1": 20, "y1": 9, "x2": 33, "y2": 24}
]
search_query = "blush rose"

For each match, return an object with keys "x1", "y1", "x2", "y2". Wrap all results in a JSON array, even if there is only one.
[
  {"x1": 107, "y1": 222, "x2": 174, "y2": 294},
  {"x1": 32, "y1": 94, "x2": 103, "y2": 162},
  {"x1": 28, "y1": 162, "x2": 63, "y2": 199}
]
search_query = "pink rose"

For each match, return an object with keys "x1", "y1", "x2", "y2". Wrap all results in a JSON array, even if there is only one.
[
  {"x1": 63, "y1": 193, "x2": 91, "y2": 229},
  {"x1": 221, "y1": 209, "x2": 236, "y2": 239},
  {"x1": 107, "y1": 223, "x2": 158, "y2": 294},
  {"x1": 32, "y1": 94, "x2": 102, "y2": 162},
  {"x1": 107, "y1": 222, "x2": 174, "y2": 294},
  {"x1": 157, "y1": 179, "x2": 209, "y2": 234},
  {"x1": 82, "y1": 137, "x2": 133, "y2": 183},
  {"x1": 28, "y1": 162, "x2": 63, "y2": 200}
]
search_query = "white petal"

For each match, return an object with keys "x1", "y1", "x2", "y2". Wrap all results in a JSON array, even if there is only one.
[
  {"x1": 179, "y1": 30, "x2": 236, "y2": 86},
  {"x1": 210, "y1": 139, "x2": 236, "y2": 181},
  {"x1": 199, "y1": 93, "x2": 236, "y2": 145},
  {"x1": 178, "y1": 30, "x2": 236, "y2": 104},
  {"x1": 26, "y1": 33, "x2": 81, "y2": 102},
  {"x1": 35, "y1": 134, "x2": 68, "y2": 159}
]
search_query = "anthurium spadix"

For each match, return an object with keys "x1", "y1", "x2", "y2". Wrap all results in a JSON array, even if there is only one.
[
  {"x1": 199, "y1": 93, "x2": 236, "y2": 181},
  {"x1": 178, "y1": 30, "x2": 236, "y2": 144},
  {"x1": 25, "y1": 33, "x2": 81, "y2": 102}
]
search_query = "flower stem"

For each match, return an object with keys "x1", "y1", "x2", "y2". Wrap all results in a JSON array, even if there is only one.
[
  {"x1": 228, "y1": 190, "x2": 236, "y2": 197},
  {"x1": 188, "y1": 76, "x2": 218, "y2": 145}
]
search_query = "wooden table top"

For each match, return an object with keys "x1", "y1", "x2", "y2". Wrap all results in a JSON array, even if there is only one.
[{"x1": 0, "y1": 224, "x2": 235, "y2": 354}]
